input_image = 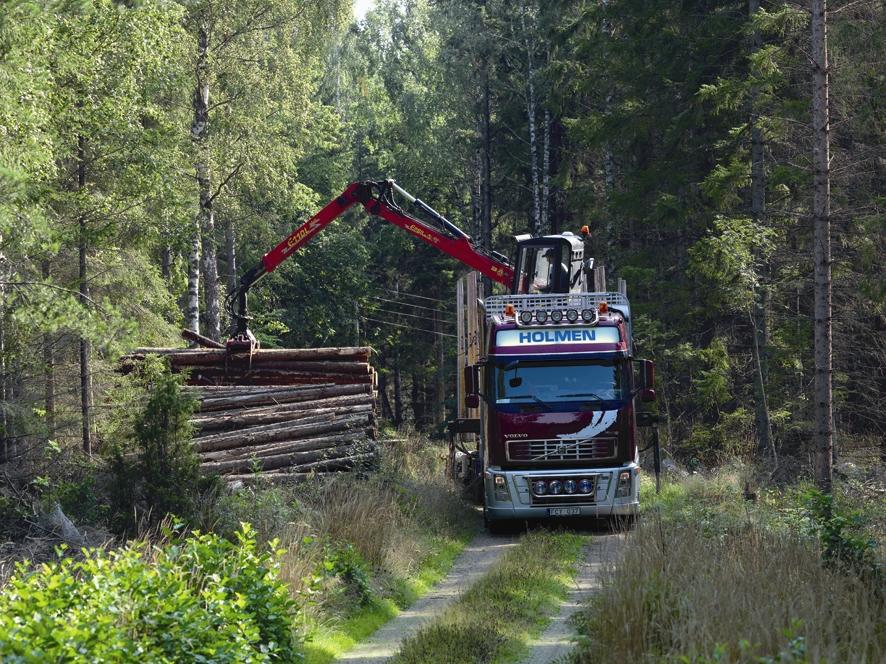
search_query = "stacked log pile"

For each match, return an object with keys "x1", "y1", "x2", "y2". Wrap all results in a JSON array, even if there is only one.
[{"x1": 122, "y1": 346, "x2": 377, "y2": 483}]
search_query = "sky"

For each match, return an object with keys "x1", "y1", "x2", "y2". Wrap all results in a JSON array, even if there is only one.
[{"x1": 354, "y1": 0, "x2": 375, "y2": 20}]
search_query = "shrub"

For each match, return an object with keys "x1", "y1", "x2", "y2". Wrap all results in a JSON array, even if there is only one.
[
  {"x1": 107, "y1": 357, "x2": 203, "y2": 535},
  {"x1": 0, "y1": 523, "x2": 301, "y2": 662}
]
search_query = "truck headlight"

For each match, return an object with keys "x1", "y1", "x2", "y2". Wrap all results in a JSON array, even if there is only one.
[
  {"x1": 492, "y1": 474, "x2": 510, "y2": 502},
  {"x1": 615, "y1": 471, "x2": 632, "y2": 497}
]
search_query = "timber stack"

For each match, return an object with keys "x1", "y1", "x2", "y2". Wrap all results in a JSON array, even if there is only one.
[{"x1": 121, "y1": 345, "x2": 377, "y2": 484}]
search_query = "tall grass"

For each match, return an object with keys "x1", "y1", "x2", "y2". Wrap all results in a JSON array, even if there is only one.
[{"x1": 575, "y1": 473, "x2": 886, "y2": 663}]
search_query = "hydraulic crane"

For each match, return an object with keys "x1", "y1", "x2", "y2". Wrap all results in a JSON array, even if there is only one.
[{"x1": 225, "y1": 179, "x2": 514, "y2": 350}]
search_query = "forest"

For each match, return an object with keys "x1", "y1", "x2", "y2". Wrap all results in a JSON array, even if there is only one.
[
  {"x1": 1, "y1": 1, "x2": 884, "y2": 662},
  {"x1": 2, "y1": 0, "x2": 882, "y2": 479}
]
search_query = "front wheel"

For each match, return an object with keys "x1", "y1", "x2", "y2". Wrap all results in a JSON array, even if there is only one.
[{"x1": 483, "y1": 506, "x2": 510, "y2": 535}]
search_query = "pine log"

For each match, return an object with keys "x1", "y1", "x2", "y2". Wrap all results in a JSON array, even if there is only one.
[
  {"x1": 225, "y1": 472, "x2": 315, "y2": 485},
  {"x1": 190, "y1": 394, "x2": 374, "y2": 426},
  {"x1": 282, "y1": 452, "x2": 378, "y2": 474},
  {"x1": 198, "y1": 384, "x2": 369, "y2": 412},
  {"x1": 185, "y1": 369, "x2": 373, "y2": 385},
  {"x1": 194, "y1": 414, "x2": 371, "y2": 453},
  {"x1": 172, "y1": 358, "x2": 370, "y2": 374},
  {"x1": 191, "y1": 402, "x2": 374, "y2": 433},
  {"x1": 201, "y1": 444, "x2": 363, "y2": 475},
  {"x1": 181, "y1": 329, "x2": 225, "y2": 349},
  {"x1": 199, "y1": 432, "x2": 370, "y2": 462},
  {"x1": 129, "y1": 347, "x2": 370, "y2": 362},
  {"x1": 193, "y1": 413, "x2": 336, "y2": 449}
]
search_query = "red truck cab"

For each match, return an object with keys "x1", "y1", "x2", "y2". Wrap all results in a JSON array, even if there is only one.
[{"x1": 467, "y1": 289, "x2": 654, "y2": 529}]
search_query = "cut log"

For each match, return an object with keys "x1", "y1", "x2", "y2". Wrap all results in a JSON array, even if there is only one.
[
  {"x1": 190, "y1": 392, "x2": 374, "y2": 424},
  {"x1": 181, "y1": 329, "x2": 225, "y2": 349},
  {"x1": 186, "y1": 369, "x2": 373, "y2": 386},
  {"x1": 201, "y1": 444, "x2": 364, "y2": 475},
  {"x1": 172, "y1": 358, "x2": 370, "y2": 374},
  {"x1": 199, "y1": 432, "x2": 370, "y2": 462},
  {"x1": 129, "y1": 346, "x2": 370, "y2": 362},
  {"x1": 225, "y1": 472, "x2": 316, "y2": 485},
  {"x1": 191, "y1": 402, "x2": 374, "y2": 433},
  {"x1": 194, "y1": 414, "x2": 371, "y2": 453},
  {"x1": 198, "y1": 384, "x2": 370, "y2": 412}
]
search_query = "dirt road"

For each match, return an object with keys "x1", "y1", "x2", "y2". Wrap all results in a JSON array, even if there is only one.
[
  {"x1": 518, "y1": 533, "x2": 624, "y2": 664},
  {"x1": 334, "y1": 531, "x2": 518, "y2": 664}
]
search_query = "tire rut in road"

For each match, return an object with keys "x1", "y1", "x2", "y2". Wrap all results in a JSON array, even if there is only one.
[
  {"x1": 334, "y1": 531, "x2": 518, "y2": 664},
  {"x1": 518, "y1": 533, "x2": 625, "y2": 664}
]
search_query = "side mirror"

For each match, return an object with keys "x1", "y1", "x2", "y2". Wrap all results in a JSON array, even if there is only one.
[
  {"x1": 643, "y1": 359, "x2": 655, "y2": 389},
  {"x1": 463, "y1": 364, "x2": 481, "y2": 409},
  {"x1": 640, "y1": 388, "x2": 656, "y2": 403}
]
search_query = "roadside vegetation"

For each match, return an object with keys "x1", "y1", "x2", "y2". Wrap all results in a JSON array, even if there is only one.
[
  {"x1": 394, "y1": 530, "x2": 585, "y2": 664},
  {"x1": 572, "y1": 469, "x2": 886, "y2": 663},
  {"x1": 0, "y1": 363, "x2": 475, "y2": 662}
]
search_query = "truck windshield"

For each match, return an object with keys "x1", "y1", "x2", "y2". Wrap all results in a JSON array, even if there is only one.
[{"x1": 491, "y1": 359, "x2": 625, "y2": 405}]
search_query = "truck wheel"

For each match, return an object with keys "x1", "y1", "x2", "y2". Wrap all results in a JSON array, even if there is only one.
[{"x1": 483, "y1": 507, "x2": 510, "y2": 535}]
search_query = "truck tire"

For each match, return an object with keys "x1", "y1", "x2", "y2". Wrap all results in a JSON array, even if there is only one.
[{"x1": 483, "y1": 507, "x2": 510, "y2": 535}]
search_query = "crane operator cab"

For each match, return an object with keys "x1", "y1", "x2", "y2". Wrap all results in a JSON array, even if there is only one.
[{"x1": 512, "y1": 233, "x2": 592, "y2": 295}]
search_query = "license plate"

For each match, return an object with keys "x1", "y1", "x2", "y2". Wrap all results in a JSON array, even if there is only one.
[{"x1": 548, "y1": 507, "x2": 581, "y2": 517}]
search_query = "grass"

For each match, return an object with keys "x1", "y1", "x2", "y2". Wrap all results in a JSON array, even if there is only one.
[
  {"x1": 207, "y1": 432, "x2": 480, "y2": 664},
  {"x1": 571, "y1": 468, "x2": 886, "y2": 663},
  {"x1": 303, "y1": 535, "x2": 469, "y2": 664},
  {"x1": 392, "y1": 530, "x2": 586, "y2": 664}
]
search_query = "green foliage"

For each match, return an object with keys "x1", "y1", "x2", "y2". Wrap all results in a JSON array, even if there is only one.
[
  {"x1": 108, "y1": 357, "x2": 201, "y2": 535},
  {"x1": 802, "y1": 489, "x2": 879, "y2": 575},
  {"x1": 0, "y1": 523, "x2": 300, "y2": 663}
]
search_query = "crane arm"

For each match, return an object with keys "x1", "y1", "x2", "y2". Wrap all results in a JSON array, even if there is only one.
[{"x1": 226, "y1": 180, "x2": 513, "y2": 344}]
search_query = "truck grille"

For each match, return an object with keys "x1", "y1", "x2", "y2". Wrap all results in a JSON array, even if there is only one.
[{"x1": 506, "y1": 437, "x2": 616, "y2": 463}]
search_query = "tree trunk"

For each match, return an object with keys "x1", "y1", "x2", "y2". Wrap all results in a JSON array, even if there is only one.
[
  {"x1": 0, "y1": 279, "x2": 7, "y2": 463},
  {"x1": 434, "y1": 307, "x2": 446, "y2": 426},
  {"x1": 749, "y1": 0, "x2": 771, "y2": 459},
  {"x1": 521, "y1": 1, "x2": 541, "y2": 236},
  {"x1": 186, "y1": 224, "x2": 200, "y2": 335},
  {"x1": 225, "y1": 217, "x2": 237, "y2": 294},
  {"x1": 480, "y1": 62, "x2": 492, "y2": 253},
  {"x1": 541, "y1": 107, "x2": 551, "y2": 234},
  {"x1": 161, "y1": 244, "x2": 172, "y2": 281},
  {"x1": 41, "y1": 259, "x2": 55, "y2": 438},
  {"x1": 811, "y1": 0, "x2": 833, "y2": 492},
  {"x1": 77, "y1": 135, "x2": 91, "y2": 455},
  {"x1": 192, "y1": 23, "x2": 220, "y2": 341},
  {"x1": 393, "y1": 347, "x2": 403, "y2": 428}
]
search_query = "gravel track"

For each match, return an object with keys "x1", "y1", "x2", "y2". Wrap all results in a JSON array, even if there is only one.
[
  {"x1": 517, "y1": 532, "x2": 625, "y2": 664},
  {"x1": 334, "y1": 531, "x2": 518, "y2": 664}
]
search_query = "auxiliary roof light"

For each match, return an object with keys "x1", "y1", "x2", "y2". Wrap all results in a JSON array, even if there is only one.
[
  {"x1": 598, "y1": 301, "x2": 609, "y2": 314},
  {"x1": 550, "y1": 310, "x2": 563, "y2": 323},
  {"x1": 578, "y1": 478, "x2": 594, "y2": 494},
  {"x1": 580, "y1": 308, "x2": 595, "y2": 322},
  {"x1": 519, "y1": 310, "x2": 534, "y2": 325},
  {"x1": 535, "y1": 309, "x2": 548, "y2": 323},
  {"x1": 564, "y1": 479, "x2": 577, "y2": 494},
  {"x1": 548, "y1": 480, "x2": 563, "y2": 495},
  {"x1": 566, "y1": 309, "x2": 579, "y2": 323}
]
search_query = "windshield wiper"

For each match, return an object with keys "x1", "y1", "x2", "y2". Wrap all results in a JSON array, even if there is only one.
[
  {"x1": 508, "y1": 394, "x2": 553, "y2": 411},
  {"x1": 559, "y1": 392, "x2": 607, "y2": 401}
]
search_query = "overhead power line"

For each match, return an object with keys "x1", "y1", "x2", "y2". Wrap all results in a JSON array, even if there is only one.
[
  {"x1": 381, "y1": 288, "x2": 450, "y2": 304},
  {"x1": 367, "y1": 307, "x2": 455, "y2": 325},
  {"x1": 370, "y1": 296, "x2": 449, "y2": 313},
  {"x1": 360, "y1": 316, "x2": 457, "y2": 338}
]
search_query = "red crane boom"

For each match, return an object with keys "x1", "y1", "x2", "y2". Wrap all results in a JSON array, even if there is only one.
[{"x1": 226, "y1": 180, "x2": 513, "y2": 347}]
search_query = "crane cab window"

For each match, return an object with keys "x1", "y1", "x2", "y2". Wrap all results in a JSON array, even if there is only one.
[{"x1": 515, "y1": 243, "x2": 570, "y2": 294}]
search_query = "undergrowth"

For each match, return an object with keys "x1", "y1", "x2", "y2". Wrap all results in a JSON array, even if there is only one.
[{"x1": 572, "y1": 469, "x2": 886, "y2": 663}]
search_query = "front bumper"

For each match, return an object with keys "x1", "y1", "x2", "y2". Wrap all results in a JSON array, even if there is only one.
[{"x1": 484, "y1": 465, "x2": 640, "y2": 521}]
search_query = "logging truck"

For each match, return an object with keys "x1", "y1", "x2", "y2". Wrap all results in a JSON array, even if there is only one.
[{"x1": 226, "y1": 179, "x2": 656, "y2": 530}]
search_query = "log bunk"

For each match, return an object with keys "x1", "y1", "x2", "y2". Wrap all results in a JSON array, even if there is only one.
[{"x1": 122, "y1": 343, "x2": 378, "y2": 484}]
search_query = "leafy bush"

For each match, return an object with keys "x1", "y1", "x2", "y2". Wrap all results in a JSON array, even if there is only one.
[
  {"x1": 0, "y1": 523, "x2": 301, "y2": 662},
  {"x1": 802, "y1": 488, "x2": 879, "y2": 574}
]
